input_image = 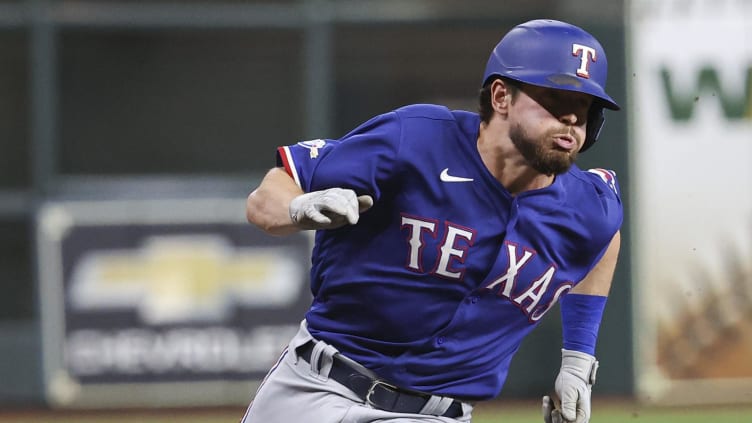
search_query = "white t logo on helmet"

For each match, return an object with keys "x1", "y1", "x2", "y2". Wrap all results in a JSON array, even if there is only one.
[{"x1": 572, "y1": 44, "x2": 597, "y2": 78}]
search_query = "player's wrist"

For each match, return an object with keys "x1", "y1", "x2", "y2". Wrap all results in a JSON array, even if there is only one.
[
  {"x1": 560, "y1": 293, "x2": 606, "y2": 355},
  {"x1": 288, "y1": 192, "x2": 311, "y2": 225}
]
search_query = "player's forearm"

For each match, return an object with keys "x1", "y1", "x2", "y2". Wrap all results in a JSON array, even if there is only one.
[
  {"x1": 246, "y1": 167, "x2": 304, "y2": 236},
  {"x1": 560, "y1": 231, "x2": 621, "y2": 356}
]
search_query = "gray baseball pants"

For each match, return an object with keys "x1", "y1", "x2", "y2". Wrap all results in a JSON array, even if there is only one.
[{"x1": 240, "y1": 320, "x2": 474, "y2": 422}]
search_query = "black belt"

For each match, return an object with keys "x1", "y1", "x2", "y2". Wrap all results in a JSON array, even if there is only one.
[{"x1": 297, "y1": 341, "x2": 463, "y2": 418}]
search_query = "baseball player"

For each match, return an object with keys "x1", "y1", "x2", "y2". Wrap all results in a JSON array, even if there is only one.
[{"x1": 242, "y1": 19, "x2": 622, "y2": 423}]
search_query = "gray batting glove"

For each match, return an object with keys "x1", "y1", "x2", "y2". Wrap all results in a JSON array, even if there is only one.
[
  {"x1": 289, "y1": 188, "x2": 373, "y2": 230},
  {"x1": 554, "y1": 349, "x2": 599, "y2": 423}
]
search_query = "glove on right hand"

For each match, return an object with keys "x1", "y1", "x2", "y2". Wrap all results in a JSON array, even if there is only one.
[{"x1": 289, "y1": 188, "x2": 373, "y2": 230}]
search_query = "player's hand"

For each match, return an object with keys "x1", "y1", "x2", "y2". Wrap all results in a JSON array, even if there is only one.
[
  {"x1": 553, "y1": 349, "x2": 598, "y2": 423},
  {"x1": 289, "y1": 188, "x2": 373, "y2": 230}
]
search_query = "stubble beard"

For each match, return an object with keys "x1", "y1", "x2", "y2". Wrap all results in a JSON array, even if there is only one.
[{"x1": 509, "y1": 122, "x2": 579, "y2": 175}]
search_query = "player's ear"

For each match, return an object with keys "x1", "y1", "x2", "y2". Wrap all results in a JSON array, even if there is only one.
[{"x1": 491, "y1": 79, "x2": 512, "y2": 115}]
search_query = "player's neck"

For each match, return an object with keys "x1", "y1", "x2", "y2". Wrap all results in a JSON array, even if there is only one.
[
  {"x1": 502, "y1": 165, "x2": 554, "y2": 195},
  {"x1": 477, "y1": 123, "x2": 554, "y2": 196}
]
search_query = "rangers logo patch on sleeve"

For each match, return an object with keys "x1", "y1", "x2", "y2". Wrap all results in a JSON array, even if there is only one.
[
  {"x1": 587, "y1": 168, "x2": 618, "y2": 195},
  {"x1": 297, "y1": 139, "x2": 328, "y2": 159}
]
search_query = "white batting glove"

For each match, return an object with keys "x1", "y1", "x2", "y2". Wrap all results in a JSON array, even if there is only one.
[
  {"x1": 289, "y1": 188, "x2": 373, "y2": 230},
  {"x1": 553, "y1": 349, "x2": 598, "y2": 423}
]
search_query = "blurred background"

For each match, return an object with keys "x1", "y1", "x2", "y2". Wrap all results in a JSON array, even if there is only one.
[{"x1": 0, "y1": 0, "x2": 750, "y2": 418}]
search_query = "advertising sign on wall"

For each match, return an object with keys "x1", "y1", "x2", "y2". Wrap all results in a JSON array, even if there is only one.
[
  {"x1": 36, "y1": 199, "x2": 313, "y2": 407},
  {"x1": 630, "y1": 0, "x2": 752, "y2": 405}
]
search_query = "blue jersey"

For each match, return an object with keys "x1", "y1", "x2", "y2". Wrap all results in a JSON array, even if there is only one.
[{"x1": 276, "y1": 104, "x2": 623, "y2": 400}]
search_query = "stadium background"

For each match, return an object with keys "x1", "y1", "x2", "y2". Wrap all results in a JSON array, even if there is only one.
[{"x1": 0, "y1": 0, "x2": 750, "y2": 421}]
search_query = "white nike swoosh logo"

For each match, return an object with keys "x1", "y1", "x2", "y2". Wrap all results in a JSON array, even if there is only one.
[{"x1": 440, "y1": 168, "x2": 474, "y2": 182}]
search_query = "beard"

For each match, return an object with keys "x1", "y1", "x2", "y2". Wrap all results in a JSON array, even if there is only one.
[{"x1": 509, "y1": 122, "x2": 579, "y2": 175}]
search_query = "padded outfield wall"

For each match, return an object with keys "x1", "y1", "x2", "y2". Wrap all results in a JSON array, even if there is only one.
[{"x1": 628, "y1": 0, "x2": 752, "y2": 405}]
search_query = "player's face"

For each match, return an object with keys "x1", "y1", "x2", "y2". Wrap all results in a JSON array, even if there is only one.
[{"x1": 508, "y1": 84, "x2": 593, "y2": 175}]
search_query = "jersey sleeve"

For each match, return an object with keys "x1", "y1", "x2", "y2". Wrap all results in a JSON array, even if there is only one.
[
  {"x1": 275, "y1": 111, "x2": 402, "y2": 200},
  {"x1": 582, "y1": 167, "x2": 623, "y2": 266},
  {"x1": 585, "y1": 168, "x2": 622, "y2": 201}
]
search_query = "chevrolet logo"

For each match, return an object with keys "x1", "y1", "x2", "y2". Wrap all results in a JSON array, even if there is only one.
[{"x1": 68, "y1": 235, "x2": 306, "y2": 324}]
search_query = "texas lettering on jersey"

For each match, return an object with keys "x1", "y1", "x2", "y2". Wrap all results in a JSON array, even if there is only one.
[
  {"x1": 401, "y1": 213, "x2": 572, "y2": 323},
  {"x1": 480, "y1": 242, "x2": 573, "y2": 322}
]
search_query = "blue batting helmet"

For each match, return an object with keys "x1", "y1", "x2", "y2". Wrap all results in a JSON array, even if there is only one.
[{"x1": 482, "y1": 19, "x2": 620, "y2": 151}]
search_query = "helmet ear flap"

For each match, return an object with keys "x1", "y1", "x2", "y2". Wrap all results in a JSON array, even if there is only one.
[{"x1": 582, "y1": 107, "x2": 605, "y2": 152}]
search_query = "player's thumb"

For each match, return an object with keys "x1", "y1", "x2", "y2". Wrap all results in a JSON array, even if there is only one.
[{"x1": 357, "y1": 195, "x2": 374, "y2": 213}]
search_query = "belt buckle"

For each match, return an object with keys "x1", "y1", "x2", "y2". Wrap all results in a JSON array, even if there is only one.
[{"x1": 365, "y1": 379, "x2": 399, "y2": 408}]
